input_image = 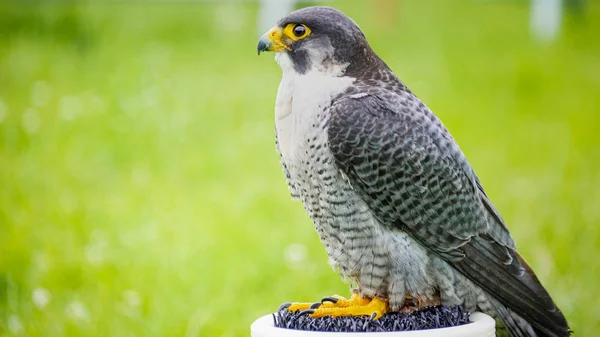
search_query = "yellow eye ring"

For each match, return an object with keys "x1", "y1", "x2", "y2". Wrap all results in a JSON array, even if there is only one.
[{"x1": 283, "y1": 23, "x2": 311, "y2": 41}]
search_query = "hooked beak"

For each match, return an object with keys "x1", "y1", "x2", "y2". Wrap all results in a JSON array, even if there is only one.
[{"x1": 257, "y1": 26, "x2": 291, "y2": 55}]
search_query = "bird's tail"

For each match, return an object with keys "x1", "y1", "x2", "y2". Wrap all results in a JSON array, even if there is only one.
[{"x1": 489, "y1": 296, "x2": 572, "y2": 337}]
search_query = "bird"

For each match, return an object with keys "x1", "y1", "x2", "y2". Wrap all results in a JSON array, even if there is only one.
[{"x1": 257, "y1": 6, "x2": 570, "y2": 337}]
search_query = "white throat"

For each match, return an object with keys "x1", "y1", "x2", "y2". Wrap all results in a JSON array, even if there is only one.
[{"x1": 274, "y1": 53, "x2": 354, "y2": 162}]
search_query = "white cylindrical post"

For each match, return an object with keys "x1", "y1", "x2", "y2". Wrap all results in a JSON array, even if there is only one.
[
  {"x1": 251, "y1": 312, "x2": 496, "y2": 337},
  {"x1": 530, "y1": 0, "x2": 562, "y2": 42}
]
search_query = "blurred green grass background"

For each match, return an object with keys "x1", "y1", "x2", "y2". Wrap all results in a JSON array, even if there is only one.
[{"x1": 0, "y1": 0, "x2": 599, "y2": 336}]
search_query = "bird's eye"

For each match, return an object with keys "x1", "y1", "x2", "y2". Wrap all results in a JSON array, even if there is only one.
[{"x1": 293, "y1": 24, "x2": 307, "y2": 37}]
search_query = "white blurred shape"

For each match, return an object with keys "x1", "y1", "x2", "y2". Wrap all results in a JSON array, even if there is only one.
[
  {"x1": 284, "y1": 243, "x2": 307, "y2": 270},
  {"x1": 8, "y1": 315, "x2": 23, "y2": 334},
  {"x1": 0, "y1": 97, "x2": 7, "y2": 123},
  {"x1": 32, "y1": 287, "x2": 52, "y2": 309},
  {"x1": 31, "y1": 80, "x2": 53, "y2": 107},
  {"x1": 85, "y1": 239, "x2": 107, "y2": 266},
  {"x1": 66, "y1": 300, "x2": 90, "y2": 321},
  {"x1": 22, "y1": 108, "x2": 41, "y2": 134},
  {"x1": 60, "y1": 96, "x2": 84, "y2": 121},
  {"x1": 123, "y1": 290, "x2": 141, "y2": 308},
  {"x1": 531, "y1": 0, "x2": 562, "y2": 42}
]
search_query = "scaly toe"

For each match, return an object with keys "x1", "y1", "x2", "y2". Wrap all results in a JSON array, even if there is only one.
[
  {"x1": 280, "y1": 292, "x2": 384, "y2": 317},
  {"x1": 309, "y1": 297, "x2": 389, "y2": 320},
  {"x1": 286, "y1": 302, "x2": 315, "y2": 312},
  {"x1": 282, "y1": 295, "x2": 347, "y2": 313}
]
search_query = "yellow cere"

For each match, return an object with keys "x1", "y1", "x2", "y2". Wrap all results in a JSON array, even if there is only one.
[{"x1": 263, "y1": 26, "x2": 291, "y2": 52}]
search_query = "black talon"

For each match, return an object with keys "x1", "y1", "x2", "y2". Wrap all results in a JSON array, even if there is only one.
[
  {"x1": 300, "y1": 309, "x2": 315, "y2": 316},
  {"x1": 278, "y1": 302, "x2": 292, "y2": 312},
  {"x1": 310, "y1": 302, "x2": 322, "y2": 309},
  {"x1": 321, "y1": 296, "x2": 339, "y2": 304},
  {"x1": 370, "y1": 312, "x2": 377, "y2": 320}
]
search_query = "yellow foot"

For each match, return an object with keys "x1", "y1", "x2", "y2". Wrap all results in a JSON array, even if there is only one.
[{"x1": 279, "y1": 292, "x2": 389, "y2": 320}]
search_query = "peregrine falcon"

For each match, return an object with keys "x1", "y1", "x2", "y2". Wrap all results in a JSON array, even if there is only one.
[{"x1": 257, "y1": 6, "x2": 570, "y2": 337}]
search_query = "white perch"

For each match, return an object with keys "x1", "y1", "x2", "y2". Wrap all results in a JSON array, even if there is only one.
[{"x1": 251, "y1": 312, "x2": 496, "y2": 337}]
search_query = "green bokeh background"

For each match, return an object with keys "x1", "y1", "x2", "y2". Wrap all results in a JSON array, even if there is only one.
[{"x1": 0, "y1": 1, "x2": 598, "y2": 336}]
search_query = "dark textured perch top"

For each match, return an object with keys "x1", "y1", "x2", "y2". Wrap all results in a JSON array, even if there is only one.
[{"x1": 274, "y1": 305, "x2": 470, "y2": 333}]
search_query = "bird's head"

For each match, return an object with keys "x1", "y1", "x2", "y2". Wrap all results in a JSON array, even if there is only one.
[{"x1": 257, "y1": 6, "x2": 382, "y2": 77}]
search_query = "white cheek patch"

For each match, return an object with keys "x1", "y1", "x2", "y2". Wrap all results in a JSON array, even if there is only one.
[{"x1": 275, "y1": 52, "x2": 295, "y2": 74}]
